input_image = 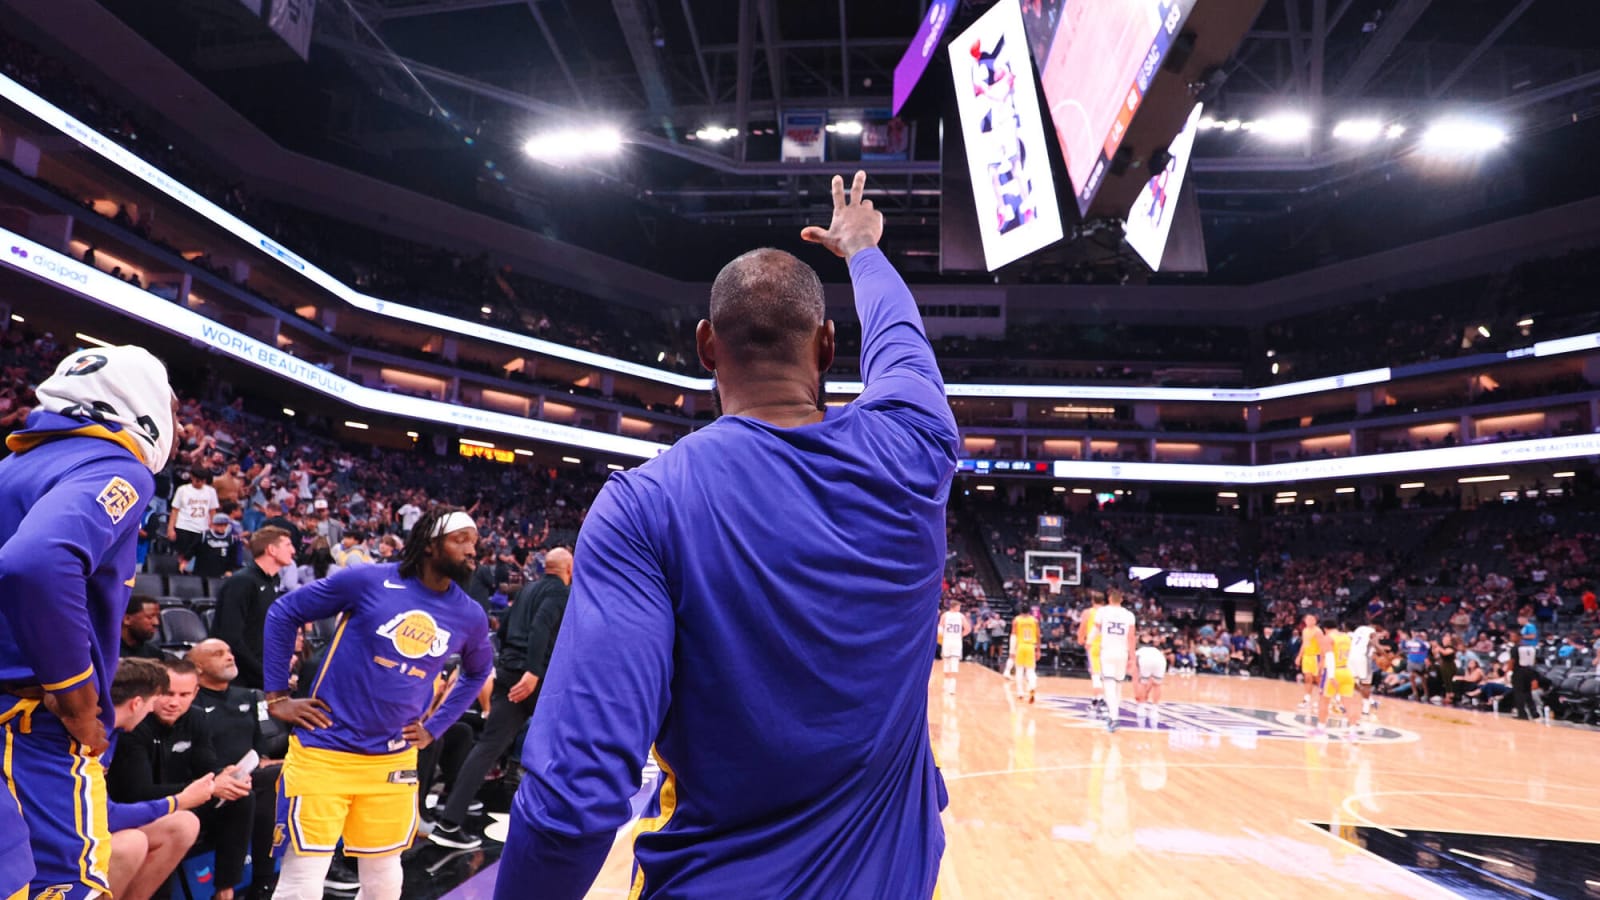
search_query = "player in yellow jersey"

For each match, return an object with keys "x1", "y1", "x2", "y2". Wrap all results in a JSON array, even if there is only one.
[
  {"x1": 1077, "y1": 594, "x2": 1108, "y2": 718},
  {"x1": 1012, "y1": 603, "x2": 1040, "y2": 703},
  {"x1": 1313, "y1": 621, "x2": 1357, "y2": 739},
  {"x1": 1295, "y1": 613, "x2": 1324, "y2": 714}
]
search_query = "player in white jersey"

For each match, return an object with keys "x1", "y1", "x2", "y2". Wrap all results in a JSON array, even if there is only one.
[
  {"x1": 1134, "y1": 635, "x2": 1168, "y2": 728},
  {"x1": 1094, "y1": 591, "x2": 1138, "y2": 733},
  {"x1": 938, "y1": 601, "x2": 972, "y2": 695},
  {"x1": 1348, "y1": 621, "x2": 1378, "y2": 722}
]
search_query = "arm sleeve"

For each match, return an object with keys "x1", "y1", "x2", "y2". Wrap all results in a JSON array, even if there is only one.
[
  {"x1": 846, "y1": 248, "x2": 958, "y2": 448},
  {"x1": 210, "y1": 578, "x2": 263, "y2": 688},
  {"x1": 107, "y1": 796, "x2": 176, "y2": 832},
  {"x1": 422, "y1": 618, "x2": 493, "y2": 736},
  {"x1": 263, "y1": 572, "x2": 357, "y2": 693},
  {"x1": 500, "y1": 478, "x2": 673, "y2": 897},
  {"x1": 0, "y1": 459, "x2": 148, "y2": 693},
  {"x1": 523, "y1": 593, "x2": 567, "y2": 680}
]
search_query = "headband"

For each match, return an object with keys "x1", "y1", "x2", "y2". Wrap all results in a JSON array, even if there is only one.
[{"x1": 430, "y1": 511, "x2": 477, "y2": 539}]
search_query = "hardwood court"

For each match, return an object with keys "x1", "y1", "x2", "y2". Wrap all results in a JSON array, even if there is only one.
[{"x1": 574, "y1": 665, "x2": 1600, "y2": 899}]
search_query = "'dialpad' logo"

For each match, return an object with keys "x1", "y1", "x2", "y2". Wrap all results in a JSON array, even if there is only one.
[{"x1": 8, "y1": 246, "x2": 26, "y2": 260}]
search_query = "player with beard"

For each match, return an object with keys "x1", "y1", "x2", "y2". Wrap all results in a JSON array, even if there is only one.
[{"x1": 261, "y1": 507, "x2": 494, "y2": 900}]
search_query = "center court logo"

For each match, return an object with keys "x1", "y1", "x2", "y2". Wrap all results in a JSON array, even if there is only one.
[
  {"x1": 377, "y1": 610, "x2": 452, "y2": 659},
  {"x1": 1037, "y1": 696, "x2": 1418, "y2": 744}
]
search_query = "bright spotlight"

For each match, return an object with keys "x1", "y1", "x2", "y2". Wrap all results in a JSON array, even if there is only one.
[
  {"x1": 694, "y1": 125, "x2": 739, "y2": 142},
  {"x1": 1477, "y1": 325, "x2": 1491, "y2": 339},
  {"x1": 1249, "y1": 114, "x2": 1312, "y2": 141},
  {"x1": 524, "y1": 126, "x2": 625, "y2": 164},
  {"x1": 1332, "y1": 118, "x2": 1383, "y2": 143},
  {"x1": 827, "y1": 121, "x2": 863, "y2": 136},
  {"x1": 1420, "y1": 118, "x2": 1507, "y2": 155},
  {"x1": 1221, "y1": 118, "x2": 1242, "y2": 132},
  {"x1": 1385, "y1": 123, "x2": 1407, "y2": 140}
]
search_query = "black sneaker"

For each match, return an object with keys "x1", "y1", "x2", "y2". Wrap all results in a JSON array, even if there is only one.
[
  {"x1": 324, "y1": 858, "x2": 361, "y2": 893},
  {"x1": 429, "y1": 821, "x2": 484, "y2": 850}
]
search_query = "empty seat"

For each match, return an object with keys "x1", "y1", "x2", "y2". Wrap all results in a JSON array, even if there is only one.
[
  {"x1": 167, "y1": 575, "x2": 207, "y2": 600},
  {"x1": 133, "y1": 573, "x2": 166, "y2": 597},
  {"x1": 160, "y1": 607, "x2": 208, "y2": 650}
]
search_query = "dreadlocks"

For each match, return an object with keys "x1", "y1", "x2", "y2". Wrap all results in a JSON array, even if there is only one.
[{"x1": 399, "y1": 505, "x2": 461, "y2": 581}]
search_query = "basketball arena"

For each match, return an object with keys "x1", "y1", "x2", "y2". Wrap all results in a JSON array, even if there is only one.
[{"x1": 2, "y1": 1, "x2": 1599, "y2": 898}]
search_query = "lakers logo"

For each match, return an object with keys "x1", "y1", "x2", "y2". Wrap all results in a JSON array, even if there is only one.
[
  {"x1": 65, "y1": 353, "x2": 109, "y2": 376},
  {"x1": 273, "y1": 823, "x2": 286, "y2": 850},
  {"x1": 376, "y1": 610, "x2": 452, "y2": 660},
  {"x1": 96, "y1": 475, "x2": 140, "y2": 524},
  {"x1": 36, "y1": 885, "x2": 75, "y2": 900}
]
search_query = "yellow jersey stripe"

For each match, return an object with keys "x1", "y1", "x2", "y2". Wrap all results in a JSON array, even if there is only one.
[
  {"x1": 2, "y1": 719, "x2": 20, "y2": 813},
  {"x1": 42, "y1": 665, "x2": 95, "y2": 693},
  {"x1": 310, "y1": 614, "x2": 352, "y2": 700},
  {"x1": 627, "y1": 748, "x2": 679, "y2": 900},
  {"x1": 4, "y1": 422, "x2": 150, "y2": 467}
]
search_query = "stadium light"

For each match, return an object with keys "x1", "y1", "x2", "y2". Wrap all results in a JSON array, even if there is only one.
[
  {"x1": 405, "y1": 431, "x2": 419, "y2": 439},
  {"x1": 1420, "y1": 118, "x2": 1507, "y2": 155},
  {"x1": 460, "y1": 438, "x2": 495, "y2": 448},
  {"x1": 1385, "y1": 123, "x2": 1407, "y2": 140},
  {"x1": 524, "y1": 126, "x2": 625, "y2": 164},
  {"x1": 1399, "y1": 482, "x2": 1424, "y2": 489},
  {"x1": 1517, "y1": 317, "x2": 1534, "y2": 327},
  {"x1": 1477, "y1": 325, "x2": 1492, "y2": 338},
  {"x1": 693, "y1": 125, "x2": 739, "y2": 142},
  {"x1": 1554, "y1": 471, "x2": 1576, "y2": 478},
  {"x1": 607, "y1": 463, "x2": 625, "y2": 471},
  {"x1": 1072, "y1": 488, "x2": 1093, "y2": 495},
  {"x1": 975, "y1": 484, "x2": 996, "y2": 491},
  {"x1": 561, "y1": 456, "x2": 582, "y2": 464},
  {"x1": 8, "y1": 314, "x2": 21, "y2": 323},
  {"x1": 1052, "y1": 486, "x2": 1067, "y2": 493},
  {"x1": 1335, "y1": 487, "x2": 1355, "y2": 494},
  {"x1": 282, "y1": 408, "x2": 295, "y2": 417},
  {"x1": 344, "y1": 421, "x2": 369, "y2": 430},
  {"x1": 514, "y1": 449, "x2": 534, "y2": 456},
  {"x1": 1457, "y1": 474, "x2": 1510, "y2": 484},
  {"x1": 825, "y1": 121, "x2": 864, "y2": 136},
  {"x1": 1332, "y1": 119, "x2": 1383, "y2": 143},
  {"x1": 1271, "y1": 362, "x2": 1280, "y2": 375},
  {"x1": 1246, "y1": 114, "x2": 1312, "y2": 142},
  {"x1": 75, "y1": 332, "x2": 110, "y2": 347},
  {"x1": 1217, "y1": 491, "x2": 1238, "y2": 499}
]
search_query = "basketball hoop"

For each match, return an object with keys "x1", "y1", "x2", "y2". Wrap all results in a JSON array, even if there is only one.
[{"x1": 1044, "y1": 573, "x2": 1063, "y2": 595}]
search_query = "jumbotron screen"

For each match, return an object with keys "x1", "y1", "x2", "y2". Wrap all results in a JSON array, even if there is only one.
[{"x1": 1021, "y1": 0, "x2": 1195, "y2": 214}]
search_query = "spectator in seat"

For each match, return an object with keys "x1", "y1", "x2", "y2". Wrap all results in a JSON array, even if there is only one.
[
  {"x1": 191, "y1": 639, "x2": 288, "y2": 900},
  {"x1": 211, "y1": 526, "x2": 295, "y2": 690},
  {"x1": 122, "y1": 594, "x2": 167, "y2": 661},
  {"x1": 332, "y1": 530, "x2": 373, "y2": 569},
  {"x1": 107, "y1": 658, "x2": 215, "y2": 900},
  {"x1": 108, "y1": 659, "x2": 255, "y2": 900},
  {"x1": 169, "y1": 468, "x2": 218, "y2": 572},
  {"x1": 194, "y1": 513, "x2": 242, "y2": 579}
]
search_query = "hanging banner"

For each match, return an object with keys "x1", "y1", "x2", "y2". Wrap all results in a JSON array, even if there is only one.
[
  {"x1": 781, "y1": 111, "x2": 827, "y2": 162},
  {"x1": 861, "y1": 110, "x2": 911, "y2": 161},
  {"x1": 267, "y1": 0, "x2": 317, "y2": 61}
]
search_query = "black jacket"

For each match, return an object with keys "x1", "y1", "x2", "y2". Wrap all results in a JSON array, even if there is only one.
[
  {"x1": 196, "y1": 683, "x2": 289, "y2": 763},
  {"x1": 498, "y1": 576, "x2": 569, "y2": 678},
  {"x1": 524, "y1": 580, "x2": 572, "y2": 686},
  {"x1": 107, "y1": 708, "x2": 220, "y2": 802},
  {"x1": 210, "y1": 563, "x2": 281, "y2": 689}
]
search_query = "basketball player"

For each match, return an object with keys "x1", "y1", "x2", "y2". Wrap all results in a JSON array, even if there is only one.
[
  {"x1": 496, "y1": 173, "x2": 957, "y2": 898},
  {"x1": 938, "y1": 600, "x2": 971, "y2": 695},
  {"x1": 1134, "y1": 633, "x2": 1168, "y2": 727},
  {"x1": 262, "y1": 508, "x2": 494, "y2": 900},
  {"x1": 1348, "y1": 619, "x2": 1378, "y2": 722},
  {"x1": 1313, "y1": 622, "x2": 1357, "y2": 739},
  {"x1": 0, "y1": 345, "x2": 177, "y2": 900},
  {"x1": 1013, "y1": 603, "x2": 1041, "y2": 703},
  {"x1": 1077, "y1": 594, "x2": 1108, "y2": 718},
  {"x1": 1094, "y1": 591, "x2": 1138, "y2": 733},
  {"x1": 1295, "y1": 614, "x2": 1324, "y2": 712}
]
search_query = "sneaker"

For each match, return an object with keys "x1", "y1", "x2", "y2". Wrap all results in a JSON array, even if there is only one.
[
  {"x1": 428, "y1": 821, "x2": 484, "y2": 850},
  {"x1": 467, "y1": 800, "x2": 485, "y2": 815},
  {"x1": 324, "y1": 859, "x2": 360, "y2": 893},
  {"x1": 1106, "y1": 718, "x2": 1118, "y2": 734}
]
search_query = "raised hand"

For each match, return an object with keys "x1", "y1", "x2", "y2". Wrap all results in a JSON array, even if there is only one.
[{"x1": 800, "y1": 171, "x2": 884, "y2": 260}]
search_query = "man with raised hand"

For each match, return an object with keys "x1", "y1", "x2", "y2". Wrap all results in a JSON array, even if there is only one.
[{"x1": 497, "y1": 171, "x2": 958, "y2": 899}]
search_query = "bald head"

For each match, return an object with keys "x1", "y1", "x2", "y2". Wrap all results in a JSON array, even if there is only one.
[
  {"x1": 545, "y1": 547, "x2": 574, "y2": 585},
  {"x1": 190, "y1": 638, "x2": 238, "y2": 688},
  {"x1": 705, "y1": 248, "x2": 826, "y2": 367}
]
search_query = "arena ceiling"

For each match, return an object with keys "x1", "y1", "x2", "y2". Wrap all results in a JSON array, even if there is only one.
[{"x1": 90, "y1": 0, "x2": 1600, "y2": 280}]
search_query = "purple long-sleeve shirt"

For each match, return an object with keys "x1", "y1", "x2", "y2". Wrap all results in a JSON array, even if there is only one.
[
  {"x1": 263, "y1": 564, "x2": 492, "y2": 754},
  {"x1": 497, "y1": 248, "x2": 959, "y2": 899}
]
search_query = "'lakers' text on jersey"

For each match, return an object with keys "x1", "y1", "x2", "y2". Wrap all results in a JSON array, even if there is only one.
[{"x1": 263, "y1": 564, "x2": 493, "y2": 754}]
